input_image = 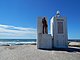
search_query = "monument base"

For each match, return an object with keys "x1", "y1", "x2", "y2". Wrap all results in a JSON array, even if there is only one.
[{"x1": 37, "y1": 34, "x2": 52, "y2": 49}]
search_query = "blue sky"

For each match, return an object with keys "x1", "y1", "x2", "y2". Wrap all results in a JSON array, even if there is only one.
[{"x1": 0, "y1": 0, "x2": 80, "y2": 39}]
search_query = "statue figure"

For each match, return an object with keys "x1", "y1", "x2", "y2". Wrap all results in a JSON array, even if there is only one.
[{"x1": 42, "y1": 17, "x2": 48, "y2": 34}]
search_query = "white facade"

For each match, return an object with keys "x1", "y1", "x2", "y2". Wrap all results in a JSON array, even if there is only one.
[
  {"x1": 37, "y1": 17, "x2": 43, "y2": 49},
  {"x1": 37, "y1": 17, "x2": 43, "y2": 34},
  {"x1": 50, "y1": 17, "x2": 54, "y2": 37},
  {"x1": 37, "y1": 34, "x2": 52, "y2": 49},
  {"x1": 50, "y1": 12, "x2": 68, "y2": 48}
]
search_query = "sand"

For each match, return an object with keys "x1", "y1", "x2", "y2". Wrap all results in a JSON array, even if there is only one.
[{"x1": 0, "y1": 45, "x2": 80, "y2": 60}]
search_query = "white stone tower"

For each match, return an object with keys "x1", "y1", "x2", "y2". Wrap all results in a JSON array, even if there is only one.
[{"x1": 51, "y1": 11, "x2": 68, "y2": 48}]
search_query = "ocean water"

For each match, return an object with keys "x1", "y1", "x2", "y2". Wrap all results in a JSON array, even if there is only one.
[{"x1": 0, "y1": 39, "x2": 36, "y2": 46}]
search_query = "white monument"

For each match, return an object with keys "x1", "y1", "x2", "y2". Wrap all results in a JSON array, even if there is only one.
[
  {"x1": 37, "y1": 11, "x2": 68, "y2": 49},
  {"x1": 37, "y1": 17, "x2": 52, "y2": 49},
  {"x1": 51, "y1": 11, "x2": 68, "y2": 48}
]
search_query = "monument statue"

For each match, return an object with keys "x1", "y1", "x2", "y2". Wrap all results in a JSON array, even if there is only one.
[{"x1": 42, "y1": 17, "x2": 48, "y2": 34}]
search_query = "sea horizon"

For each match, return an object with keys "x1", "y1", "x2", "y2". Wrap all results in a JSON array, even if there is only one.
[{"x1": 0, "y1": 39, "x2": 36, "y2": 46}]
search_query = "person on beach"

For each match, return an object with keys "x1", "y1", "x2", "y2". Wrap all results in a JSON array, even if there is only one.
[{"x1": 42, "y1": 17, "x2": 48, "y2": 34}]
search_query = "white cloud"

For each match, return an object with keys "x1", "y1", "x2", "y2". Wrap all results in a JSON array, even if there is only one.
[{"x1": 0, "y1": 24, "x2": 37, "y2": 39}]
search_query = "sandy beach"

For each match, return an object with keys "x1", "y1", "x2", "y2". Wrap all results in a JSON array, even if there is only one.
[{"x1": 0, "y1": 45, "x2": 80, "y2": 60}]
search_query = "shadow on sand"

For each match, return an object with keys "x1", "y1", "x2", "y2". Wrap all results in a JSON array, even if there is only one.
[{"x1": 39, "y1": 47, "x2": 80, "y2": 52}]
